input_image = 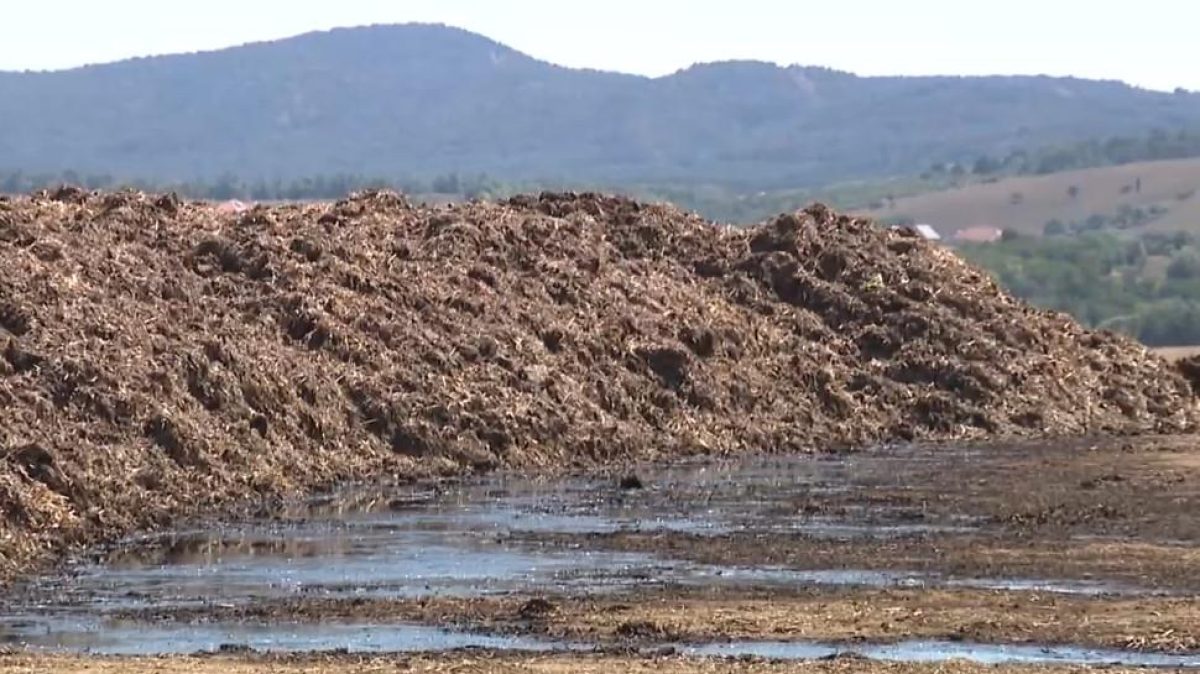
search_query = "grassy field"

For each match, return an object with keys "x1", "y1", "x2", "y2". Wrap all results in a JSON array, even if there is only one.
[{"x1": 857, "y1": 158, "x2": 1200, "y2": 237}]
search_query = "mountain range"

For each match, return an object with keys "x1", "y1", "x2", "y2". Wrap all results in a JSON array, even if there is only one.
[{"x1": 2, "y1": 23, "x2": 1199, "y2": 189}]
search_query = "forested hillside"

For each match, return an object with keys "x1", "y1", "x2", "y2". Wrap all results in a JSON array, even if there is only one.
[{"x1": 2, "y1": 24, "x2": 1199, "y2": 188}]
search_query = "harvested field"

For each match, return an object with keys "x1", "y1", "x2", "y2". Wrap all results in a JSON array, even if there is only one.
[
  {"x1": 1, "y1": 187, "x2": 1198, "y2": 581},
  {"x1": 1153, "y1": 345, "x2": 1200, "y2": 361},
  {"x1": 857, "y1": 157, "x2": 1200, "y2": 237}
]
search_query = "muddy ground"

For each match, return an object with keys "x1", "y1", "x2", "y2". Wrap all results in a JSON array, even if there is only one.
[
  {"x1": 82, "y1": 436, "x2": 1200, "y2": 651},
  {"x1": 503, "y1": 436, "x2": 1200, "y2": 591},
  {"x1": 0, "y1": 653, "x2": 1182, "y2": 674},
  {"x1": 4, "y1": 436, "x2": 1200, "y2": 671},
  {"x1": 106, "y1": 586, "x2": 1200, "y2": 652}
]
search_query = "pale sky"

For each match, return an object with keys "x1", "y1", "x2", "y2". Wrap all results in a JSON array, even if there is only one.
[{"x1": 0, "y1": 0, "x2": 1196, "y2": 92}]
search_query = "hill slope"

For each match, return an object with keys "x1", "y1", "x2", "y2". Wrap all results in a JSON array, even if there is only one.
[
  {"x1": 862, "y1": 158, "x2": 1200, "y2": 237},
  {"x1": 2, "y1": 24, "x2": 1200, "y2": 188}
]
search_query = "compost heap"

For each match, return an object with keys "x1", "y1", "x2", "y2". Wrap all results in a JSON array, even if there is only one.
[{"x1": 1, "y1": 188, "x2": 1196, "y2": 578}]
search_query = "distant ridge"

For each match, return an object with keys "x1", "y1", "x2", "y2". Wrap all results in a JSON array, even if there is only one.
[{"x1": 1, "y1": 23, "x2": 1198, "y2": 187}]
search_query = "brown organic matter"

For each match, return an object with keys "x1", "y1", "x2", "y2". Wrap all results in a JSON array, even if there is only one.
[
  {"x1": 110, "y1": 588, "x2": 1200, "y2": 653},
  {"x1": 1176, "y1": 354, "x2": 1200, "y2": 395},
  {"x1": 0, "y1": 189, "x2": 1196, "y2": 579},
  {"x1": 0, "y1": 653, "x2": 1174, "y2": 674}
]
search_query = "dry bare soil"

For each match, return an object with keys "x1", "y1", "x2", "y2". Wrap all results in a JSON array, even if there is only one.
[
  {"x1": 860, "y1": 157, "x2": 1200, "y2": 236},
  {"x1": 1155, "y1": 345, "x2": 1200, "y2": 361}
]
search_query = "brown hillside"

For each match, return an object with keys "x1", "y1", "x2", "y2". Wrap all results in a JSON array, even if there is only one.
[
  {"x1": 1, "y1": 189, "x2": 1195, "y2": 579},
  {"x1": 861, "y1": 158, "x2": 1200, "y2": 236}
]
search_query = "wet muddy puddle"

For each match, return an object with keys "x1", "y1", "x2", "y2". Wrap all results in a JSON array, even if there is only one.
[
  {"x1": 1, "y1": 446, "x2": 1194, "y2": 664},
  {"x1": 683, "y1": 640, "x2": 1200, "y2": 667}
]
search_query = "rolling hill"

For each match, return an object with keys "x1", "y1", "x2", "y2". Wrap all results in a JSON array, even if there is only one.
[
  {"x1": 861, "y1": 158, "x2": 1200, "y2": 237},
  {"x1": 2, "y1": 23, "x2": 1200, "y2": 188}
]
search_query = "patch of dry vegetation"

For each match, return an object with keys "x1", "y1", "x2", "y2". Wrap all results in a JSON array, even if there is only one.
[{"x1": 861, "y1": 158, "x2": 1200, "y2": 236}]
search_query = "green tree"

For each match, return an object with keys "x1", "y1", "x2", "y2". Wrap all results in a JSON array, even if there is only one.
[
  {"x1": 972, "y1": 156, "x2": 1001, "y2": 175},
  {"x1": 1167, "y1": 251, "x2": 1200, "y2": 281},
  {"x1": 431, "y1": 173, "x2": 461, "y2": 194},
  {"x1": 1043, "y1": 219, "x2": 1067, "y2": 236}
]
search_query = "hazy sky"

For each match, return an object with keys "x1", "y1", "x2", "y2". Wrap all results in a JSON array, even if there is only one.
[{"x1": 1, "y1": 1, "x2": 1196, "y2": 91}]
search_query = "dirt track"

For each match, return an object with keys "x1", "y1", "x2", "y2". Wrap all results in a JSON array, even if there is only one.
[{"x1": 3, "y1": 188, "x2": 1198, "y2": 581}]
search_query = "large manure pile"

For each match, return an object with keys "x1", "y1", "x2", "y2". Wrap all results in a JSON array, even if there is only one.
[{"x1": 1, "y1": 188, "x2": 1196, "y2": 577}]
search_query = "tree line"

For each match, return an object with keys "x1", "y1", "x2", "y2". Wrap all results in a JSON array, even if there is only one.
[
  {"x1": 0, "y1": 170, "x2": 509, "y2": 202},
  {"x1": 959, "y1": 231, "x2": 1200, "y2": 346},
  {"x1": 933, "y1": 128, "x2": 1200, "y2": 179},
  {"x1": 6, "y1": 126, "x2": 1200, "y2": 225}
]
